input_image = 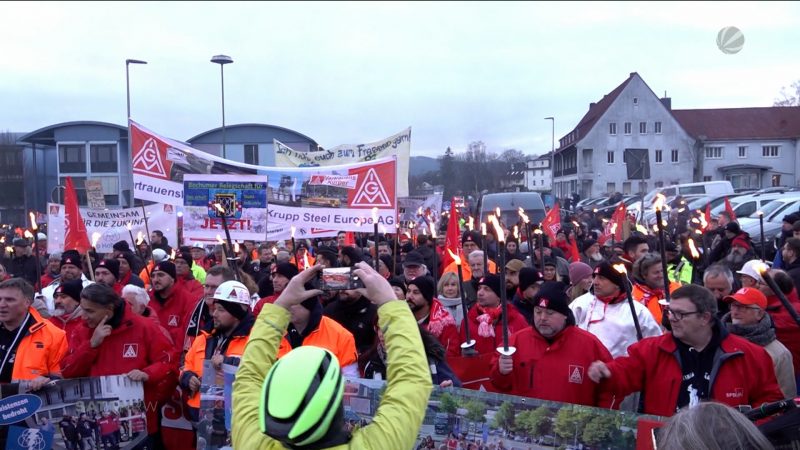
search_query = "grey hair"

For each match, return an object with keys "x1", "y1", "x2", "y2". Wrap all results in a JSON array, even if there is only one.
[
  {"x1": 48, "y1": 251, "x2": 63, "y2": 261},
  {"x1": 121, "y1": 284, "x2": 150, "y2": 307},
  {"x1": 703, "y1": 264, "x2": 734, "y2": 289},
  {"x1": 632, "y1": 252, "x2": 662, "y2": 283},
  {"x1": 657, "y1": 402, "x2": 773, "y2": 450},
  {"x1": 467, "y1": 251, "x2": 485, "y2": 263},
  {"x1": 276, "y1": 250, "x2": 291, "y2": 264}
]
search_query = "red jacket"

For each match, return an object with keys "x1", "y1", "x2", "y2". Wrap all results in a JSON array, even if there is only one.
[
  {"x1": 491, "y1": 325, "x2": 615, "y2": 408},
  {"x1": 149, "y1": 286, "x2": 198, "y2": 352},
  {"x1": 49, "y1": 310, "x2": 84, "y2": 346},
  {"x1": 253, "y1": 294, "x2": 279, "y2": 317},
  {"x1": 61, "y1": 303, "x2": 177, "y2": 434},
  {"x1": 175, "y1": 276, "x2": 204, "y2": 304},
  {"x1": 424, "y1": 299, "x2": 461, "y2": 357},
  {"x1": 602, "y1": 328, "x2": 783, "y2": 416},
  {"x1": 767, "y1": 289, "x2": 800, "y2": 376},
  {"x1": 458, "y1": 303, "x2": 529, "y2": 356}
]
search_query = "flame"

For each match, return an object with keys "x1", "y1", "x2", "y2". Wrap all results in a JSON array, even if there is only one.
[
  {"x1": 652, "y1": 224, "x2": 659, "y2": 232},
  {"x1": 372, "y1": 207, "x2": 379, "y2": 222},
  {"x1": 518, "y1": 207, "x2": 529, "y2": 224},
  {"x1": 481, "y1": 222, "x2": 487, "y2": 236},
  {"x1": 495, "y1": 207, "x2": 501, "y2": 217},
  {"x1": 213, "y1": 203, "x2": 225, "y2": 214},
  {"x1": 0, "y1": 236, "x2": 4, "y2": 244},
  {"x1": 216, "y1": 234, "x2": 224, "y2": 244},
  {"x1": 170, "y1": 249, "x2": 176, "y2": 260},
  {"x1": 136, "y1": 231, "x2": 144, "y2": 245},
  {"x1": 24, "y1": 230, "x2": 33, "y2": 239},
  {"x1": 290, "y1": 226, "x2": 296, "y2": 238},
  {"x1": 234, "y1": 241, "x2": 240, "y2": 254},
  {"x1": 635, "y1": 224, "x2": 648, "y2": 234},
  {"x1": 572, "y1": 221, "x2": 580, "y2": 228},
  {"x1": 447, "y1": 248, "x2": 461, "y2": 265},
  {"x1": 489, "y1": 215, "x2": 505, "y2": 243},
  {"x1": 467, "y1": 217, "x2": 474, "y2": 231},
  {"x1": 754, "y1": 261, "x2": 770, "y2": 275},
  {"x1": 610, "y1": 222, "x2": 618, "y2": 235},
  {"x1": 271, "y1": 246, "x2": 278, "y2": 256},
  {"x1": 533, "y1": 228, "x2": 543, "y2": 235},
  {"x1": 126, "y1": 222, "x2": 132, "y2": 231},
  {"x1": 688, "y1": 238, "x2": 700, "y2": 259},
  {"x1": 91, "y1": 232, "x2": 101, "y2": 247},
  {"x1": 757, "y1": 210, "x2": 764, "y2": 217},
  {"x1": 303, "y1": 251, "x2": 310, "y2": 269},
  {"x1": 429, "y1": 221, "x2": 436, "y2": 238},
  {"x1": 653, "y1": 193, "x2": 666, "y2": 212},
  {"x1": 613, "y1": 263, "x2": 628, "y2": 274},
  {"x1": 513, "y1": 225, "x2": 519, "y2": 240},
  {"x1": 29, "y1": 212, "x2": 37, "y2": 230}
]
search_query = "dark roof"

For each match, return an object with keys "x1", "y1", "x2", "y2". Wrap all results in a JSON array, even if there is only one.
[
  {"x1": 18, "y1": 121, "x2": 127, "y2": 145},
  {"x1": 556, "y1": 73, "x2": 635, "y2": 150},
  {"x1": 186, "y1": 123, "x2": 318, "y2": 145},
  {"x1": 716, "y1": 163, "x2": 771, "y2": 171},
  {"x1": 672, "y1": 107, "x2": 800, "y2": 140}
]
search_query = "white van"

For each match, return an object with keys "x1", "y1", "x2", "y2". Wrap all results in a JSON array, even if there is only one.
[{"x1": 643, "y1": 181, "x2": 734, "y2": 205}]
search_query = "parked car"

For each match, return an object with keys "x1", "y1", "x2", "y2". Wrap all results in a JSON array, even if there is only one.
[
  {"x1": 739, "y1": 196, "x2": 800, "y2": 260},
  {"x1": 643, "y1": 181, "x2": 734, "y2": 206},
  {"x1": 709, "y1": 192, "x2": 789, "y2": 219}
]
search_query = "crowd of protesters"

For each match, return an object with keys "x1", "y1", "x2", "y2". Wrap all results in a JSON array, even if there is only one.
[{"x1": 1, "y1": 191, "x2": 799, "y2": 449}]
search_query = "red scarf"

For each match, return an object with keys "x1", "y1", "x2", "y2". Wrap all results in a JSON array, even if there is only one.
[
  {"x1": 596, "y1": 291, "x2": 627, "y2": 305},
  {"x1": 426, "y1": 299, "x2": 456, "y2": 337},
  {"x1": 475, "y1": 304, "x2": 502, "y2": 338},
  {"x1": 634, "y1": 283, "x2": 664, "y2": 307}
]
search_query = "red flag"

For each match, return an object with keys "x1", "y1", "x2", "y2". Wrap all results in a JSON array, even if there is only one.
[
  {"x1": 343, "y1": 231, "x2": 356, "y2": 247},
  {"x1": 568, "y1": 238, "x2": 581, "y2": 262},
  {"x1": 598, "y1": 202, "x2": 627, "y2": 245},
  {"x1": 440, "y1": 198, "x2": 462, "y2": 272},
  {"x1": 724, "y1": 197, "x2": 737, "y2": 222},
  {"x1": 540, "y1": 202, "x2": 561, "y2": 242},
  {"x1": 64, "y1": 176, "x2": 91, "y2": 253},
  {"x1": 703, "y1": 203, "x2": 712, "y2": 231}
]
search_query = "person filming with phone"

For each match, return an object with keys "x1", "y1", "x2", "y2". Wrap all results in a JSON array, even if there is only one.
[{"x1": 232, "y1": 262, "x2": 432, "y2": 450}]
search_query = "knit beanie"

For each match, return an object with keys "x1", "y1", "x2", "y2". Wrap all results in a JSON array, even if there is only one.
[
  {"x1": 96, "y1": 259, "x2": 120, "y2": 280},
  {"x1": 408, "y1": 276, "x2": 435, "y2": 304},
  {"x1": 54, "y1": 279, "x2": 84, "y2": 302},
  {"x1": 115, "y1": 251, "x2": 136, "y2": 270},
  {"x1": 518, "y1": 267, "x2": 543, "y2": 292},
  {"x1": 176, "y1": 251, "x2": 194, "y2": 267},
  {"x1": 217, "y1": 300, "x2": 248, "y2": 320},
  {"x1": 389, "y1": 277, "x2": 407, "y2": 296},
  {"x1": 478, "y1": 274, "x2": 503, "y2": 299},
  {"x1": 273, "y1": 262, "x2": 299, "y2": 280},
  {"x1": 568, "y1": 262, "x2": 593, "y2": 286},
  {"x1": 532, "y1": 281, "x2": 574, "y2": 320},
  {"x1": 61, "y1": 250, "x2": 82, "y2": 269},
  {"x1": 592, "y1": 261, "x2": 626, "y2": 291},
  {"x1": 113, "y1": 240, "x2": 131, "y2": 252},
  {"x1": 154, "y1": 261, "x2": 177, "y2": 280}
]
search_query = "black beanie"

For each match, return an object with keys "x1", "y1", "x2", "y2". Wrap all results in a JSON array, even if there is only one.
[
  {"x1": 61, "y1": 250, "x2": 82, "y2": 269},
  {"x1": 55, "y1": 279, "x2": 84, "y2": 302},
  {"x1": 273, "y1": 262, "x2": 299, "y2": 280},
  {"x1": 519, "y1": 267, "x2": 543, "y2": 292},
  {"x1": 154, "y1": 261, "x2": 177, "y2": 280},
  {"x1": 592, "y1": 261, "x2": 626, "y2": 292},
  {"x1": 408, "y1": 276, "x2": 435, "y2": 304},
  {"x1": 96, "y1": 259, "x2": 120, "y2": 280},
  {"x1": 217, "y1": 300, "x2": 248, "y2": 320},
  {"x1": 115, "y1": 251, "x2": 135, "y2": 269},
  {"x1": 461, "y1": 230, "x2": 482, "y2": 248},
  {"x1": 478, "y1": 274, "x2": 503, "y2": 299},
  {"x1": 177, "y1": 251, "x2": 194, "y2": 268},
  {"x1": 113, "y1": 240, "x2": 131, "y2": 252},
  {"x1": 389, "y1": 277, "x2": 407, "y2": 296},
  {"x1": 532, "y1": 281, "x2": 575, "y2": 325},
  {"x1": 581, "y1": 239, "x2": 598, "y2": 254}
]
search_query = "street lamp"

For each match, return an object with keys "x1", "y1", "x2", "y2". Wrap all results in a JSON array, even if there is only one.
[
  {"x1": 211, "y1": 54, "x2": 234, "y2": 159},
  {"x1": 544, "y1": 117, "x2": 555, "y2": 196},
  {"x1": 125, "y1": 59, "x2": 148, "y2": 119}
]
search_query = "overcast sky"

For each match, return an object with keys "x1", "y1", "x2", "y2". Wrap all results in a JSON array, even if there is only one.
[{"x1": 2, "y1": 1, "x2": 798, "y2": 158}]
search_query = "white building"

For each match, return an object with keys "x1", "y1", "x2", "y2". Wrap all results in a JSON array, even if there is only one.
[{"x1": 526, "y1": 154, "x2": 551, "y2": 192}]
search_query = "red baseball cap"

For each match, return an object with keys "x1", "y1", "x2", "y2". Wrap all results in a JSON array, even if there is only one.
[{"x1": 723, "y1": 287, "x2": 767, "y2": 310}]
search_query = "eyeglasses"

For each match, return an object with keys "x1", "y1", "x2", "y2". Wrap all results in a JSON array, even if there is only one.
[
  {"x1": 666, "y1": 309, "x2": 702, "y2": 321},
  {"x1": 730, "y1": 303, "x2": 761, "y2": 312}
]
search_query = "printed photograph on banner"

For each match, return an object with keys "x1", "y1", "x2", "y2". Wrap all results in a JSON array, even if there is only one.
[
  {"x1": 182, "y1": 175, "x2": 269, "y2": 242},
  {"x1": 340, "y1": 378, "x2": 663, "y2": 450},
  {"x1": 197, "y1": 361, "x2": 238, "y2": 450},
  {"x1": 398, "y1": 193, "x2": 444, "y2": 233},
  {"x1": 0, "y1": 376, "x2": 148, "y2": 450}
]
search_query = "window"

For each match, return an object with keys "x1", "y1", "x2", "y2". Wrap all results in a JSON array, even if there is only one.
[
  {"x1": 639, "y1": 122, "x2": 647, "y2": 134},
  {"x1": 655, "y1": 122, "x2": 662, "y2": 134},
  {"x1": 763, "y1": 145, "x2": 780, "y2": 157},
  {"x1": 59, "y1": 144, "x2": 86, "y2": 173},
  {"x1": 607, "y1": 151, "x2": 614, "y2": 164},
  {"x1": 704, "y1": 146, "x2": 723, "y2": 159},
  {"x1": 606, "y1": 182, "x2": 615, "y2": 193},
  {"x1": 655, "y1": 149, "x2": 663, "y2": 163},
  {"x1": 244, "y1": 144, "x2": 259, "y2": 165},
  {"x1": 633, "y1": 97, "x2": 638, "y2": 105},
  {"x1": 671, "y1": 149, "x2": 679, "y2": 163},
  {"x1": 704, "y1": 176, "x2": 712, "y2": 182},
  {"x1": 624, "y1": 122, "x2": 632, "y2": 134},
  {"x1": 655, "y1": 181, "x2": 664, "y2": 188},
  {"x1": 609, "y1": 123, "x2": 617, "y2": 135},
  {"x1": 90, "y1": 144, "x2": 118, "y2": 173},
  {"x1": 773, "y1": 175, "x2": 781, "y2": 186},
  {"x1": 738, "y1": 146, "x2": 747, "y2": 158}
]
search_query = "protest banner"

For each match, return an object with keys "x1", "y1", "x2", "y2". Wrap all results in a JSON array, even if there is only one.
[
  {"x1": 182, "y1": 175, "x2": 270, "y2": 242},
  {"x1": 398, "y1": 193, "x2": 443, "y2": 233},
  {"x1": 130, "y1": 120, "x2": 398, "y2": 237},
  {"x1": 46, "y1": 203, "x2": 178, "y2": 254},
  {"x1": 274, "y1": 127, "x2": 411, "y2": 196},
  {"x1": 0, "y1": 375, "x2": 147, "y2": 450},
  {"x1": 84, "y1": 179, "x2": 106, "y2": 210}
]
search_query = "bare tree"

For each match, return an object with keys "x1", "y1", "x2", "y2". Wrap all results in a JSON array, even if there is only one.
[{"x1": 775, "y1": 81, "x2": 800, "y2": 106}]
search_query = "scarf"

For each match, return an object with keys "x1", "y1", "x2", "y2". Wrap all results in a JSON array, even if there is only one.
[
  {"x1": 722, "y1": 312, "x2": 776, "y2": 346},
  {"x1": 476, "y1": 304, "x2": 502, "y2": 338},
  {"x1": 426, "y1": 300, "x2": 456, "y2": 337},
  {"x1": 634, "y1": 283, "x2": 664, "y2": 307},
  {"x1": 596, "y1": 291, "x2": 627, "y2": 305}
]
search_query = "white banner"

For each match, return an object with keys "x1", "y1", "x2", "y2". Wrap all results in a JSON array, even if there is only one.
[
  {"x1": 273, "y1": 127, "x2": 411, "y2": 196},
  {"x1": 182, "y1": 175, "x2": 270, "y2": 241},
  {"x1": 130, "y1": 120, "x2": 399, "y2": 237},
  {"x1": 46, "y1": 203, "x2": 178, "y2": 254}
]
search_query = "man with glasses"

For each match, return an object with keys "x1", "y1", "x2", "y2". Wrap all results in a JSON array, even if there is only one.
[
  {"x1": 721, "y1": 287, "x2": 796, "y2": 398},
  {"x1": 588, "y1": 284, "x2": 783, "y2": 416}
]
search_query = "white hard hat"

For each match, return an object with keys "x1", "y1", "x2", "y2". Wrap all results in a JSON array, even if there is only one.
[
  {"x1": 152, "y1": 249, "x2": 168, "y2": 263},
  {"x1": 212, "y1": 280, "x2": 251, "y2": 305},
  {"x1": 37, "y1": 233, "x2": 47, "y2": 241},
  {"x1": 737, "y1": 259, "x2": 767, "y2": 284}
]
